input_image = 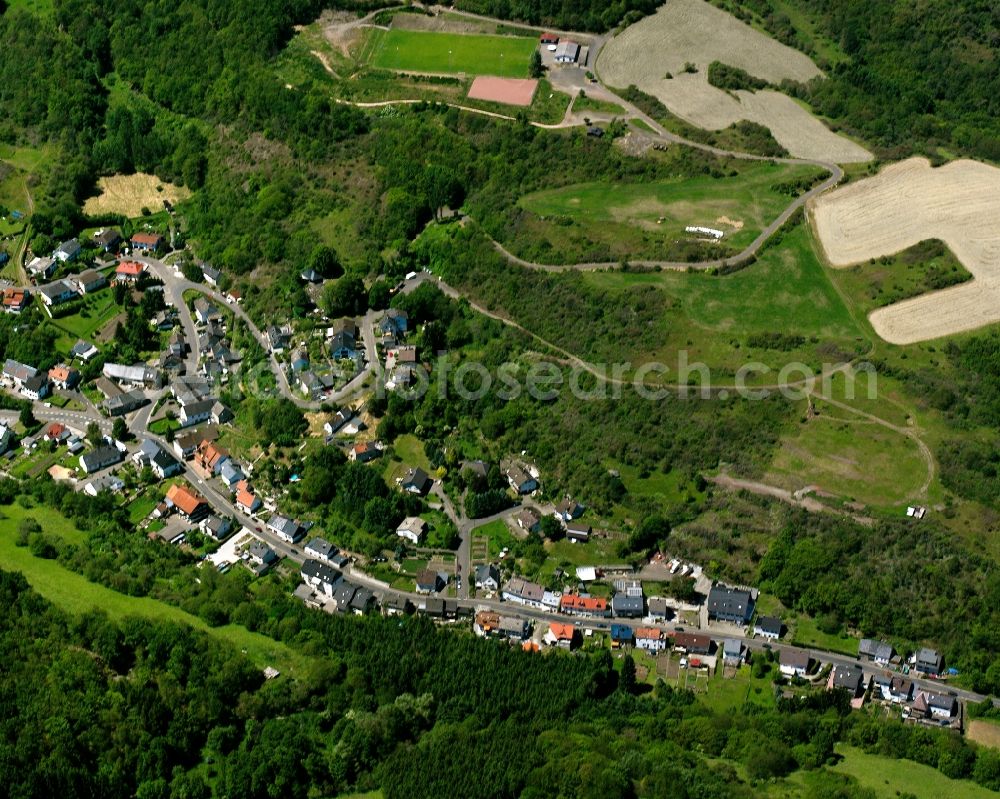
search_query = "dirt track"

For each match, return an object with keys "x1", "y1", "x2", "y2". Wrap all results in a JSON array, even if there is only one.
[
  {"x1": 597, "y1": 0, "x2": 871, "y2": 163},
  {"x1": 812, "y1": 157, "x2": 1000, "y2": 344}
]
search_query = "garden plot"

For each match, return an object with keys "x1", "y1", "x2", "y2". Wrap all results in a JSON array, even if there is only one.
[
  {"x1": 597, "y1": 0, "x2": 871, "y2": 163},
  {"x1": 811, "y1": 157, "x2": 1000, "y2": 344}
]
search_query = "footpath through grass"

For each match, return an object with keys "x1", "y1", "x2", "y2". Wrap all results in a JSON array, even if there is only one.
[
  {"x1": 0, "y1": 503, "x2": 314, "y2": 677},
  {"x1": 369, "y1": 28, "x2": 537, "y2": 77}
]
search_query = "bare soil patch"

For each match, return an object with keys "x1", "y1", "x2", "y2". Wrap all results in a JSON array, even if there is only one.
[
  {"x1": 83, "y1": 173, "x2": 191, "y2": 218},
  {"x1": 468, "y1": 76, "x2": 538, "y2": 106},
  {"x1": 598, "y1": 0, "x2": 871, "y2": 162},
  {"x1": 812, "y1": 157, "x2": 1000, "y2": 344}
]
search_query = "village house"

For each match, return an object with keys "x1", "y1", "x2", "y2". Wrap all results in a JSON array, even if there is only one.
[
  {"x1": 71, "y1": 340, "x2": 99, "y2": 361},
  {"x1": 859, "y1": 638, "x2": 894, "y2": 666},
  {"x1": 554, "y1": 497, "x2": 584, "y2": 521},
  {"x1": 544, "y1": 622, "x2": 577, "y2": 649},
  {"x1": 914, "y1": 647, "x2": 944, "y2": 675},
  {"x1": 401, "y1": 467, "x2": 431, "y2": 495},
  {"x1": 722, "y1": 639, "x2": 744, "y2": 665},
  {"x1": 105, "y1": 389, "x2": 148, "y2": 417},
  {"x1": 21, "y1": 374, "x2": 50, "y2": 401},
  {"x1": 74, "y1": 269, "x2": 107, "y2": 295},
  {"x1": 635, "y1": 627, "x2": 666, "y2": 652},
  {"x1": 611, "y1": 624, "x2": 634, "y2": 647},
  {"x1": 330, "y1": 318, "x2": 359, "y2": 360},
  {"x1": 416, "y1": 569, "x2": 445, "y2": 594},
  {"x1": 753, "y1": 616, "x2": 784, "y2": 640},
  {"x1": 173, "y1": 433, "x2": 201, "y2": 460},
  {"x1": 474, "y1": 564, "x2": 500, "y2": 592},
  {"x1": 165, "y1": 483, "x2": 210, "y2": 521},
  {"x1": 93, "y1": 229, "x2": 121, "y2": 252},
  {"x1": 194, "y1": 440, "x2": 229, "y2": 475},
  {"x1": 246, "y1": 541, "x2": 278, "y2": 575},
  {"x1": 103, "y1": 362, "x2": 162, "y2": 388},
  {"x1": 505, "y1": 464, "x2": 537, "y2": 494},
  {"x1": 380, "y1": 308, "x2": 408, "y2": 337},
  {"x1": 200, "y1": 515, "x2": 233, "y2": 542},
  {"x1": 218, "y1": 459, "x2": 245, "y2": 489},
  {"x1": 53, "y1": 239, "x2": 81, "y2": 263},
  {"x1": 829, "y1": 663, "x2": 867, "y2": 698},
  {"x1": 349, "y1": 441, "x2": 382, "y2": 463},
  {"x1": 267, "y1": 513, "x2": 309, "y2": 544},
  {"x1": 44, "y1": 423, "x2": 71, "y2": 445},
  {"x1": 565, "y1": 521, "x2": 592, "y2": 543},
  {"x1": 3, "y1": 359, "x2": 37, "y2": 389},
  {"x1": 2, "y1": 287, "x2": 30, "y2": 314},
  {"x1": 211, "y1": 401, "x2": 233, "y2": 425},
  {"x1": 611, "y1": 593, "x2": 644, "y2": 618},
  {"x1": 83, "y1": 474, "x2": 125, "y2": 497},
  {"x1": 304, "y1": 537, "x2": 339, "y2": 563},
  {"x1": 48, "y1": 364, "x2": 79, "y2": 390},
  {"x1": 560, "y1": 594, "x2": 610, "y2": 618},
  {"x1": 912, "y1": 689, "x2": 958, "y2": 720},
  {"x1": 201, "y1": 264, "x2": 222, "y2": 286},
  {"x1": 502, "y1": 578, "x2": 546, "y2": 609},
  {"x1": 114, "y1": 261, "x2": 145, "y2": 284},
  {"x1": 180, "y1": 398, "x2": 214, "y2": 428},
  {"x1": 673, "y1": 632, "x2": 713, "y2": 656},
  {"x1": 80, "y1": 445, "x2": 123, "y2": 475},
  {"x1": 27, "y1": 256, "x2": 58, "y2": 280},
  {"x1": 38, "y1": 279, "x2": 78, "y2": 307},
  {"x1": 131, "y1": 232, "x2": 164, "y2": 252},
  {"x1": 779, "y1": 649, "x2": 812, "y2": 678},
  {"x1": 396, "y1": 516, "x2": 427, "y2": 545},
  {"x1": 235, "y1": 480, "x2": 261, "y2": 514},
  {"x1": 513, "y1": 507, "x2": 542, "y2": 534},
  {"x1": 707, "y1": 584, "x2": 755, "y2": 625},
  {"x1": 647, "y1": 597, "x2": 671, "y2": 622},
  {"x1": 873, "y1": 674, "x2": 913, "y2": 704},
  {"x1": 301, "y1": 558, "x2": 342, "y2": 597}
]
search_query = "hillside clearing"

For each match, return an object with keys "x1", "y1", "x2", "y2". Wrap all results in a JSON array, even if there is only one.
[
  {"x1": 598, "y1": 0, "x2": 871, "y2": 162},
  {"x1": 513, "y1": 161, "x2": 822, "y2": 262},
  {"x1": 812, "y1": 157, "x2": 1000, "y2": 344},
  {"x1": 83, "y1": 173, "x2": 192, "y2": 218}
]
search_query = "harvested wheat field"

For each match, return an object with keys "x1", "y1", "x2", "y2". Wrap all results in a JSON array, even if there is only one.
[
  {"x1": 967, "y1": 720, "x2": 1000, "y2": 750},
  {"x1": 83, "y1": 173, "x2": 191, "y2": 218},
  {"x1": 598, "y1": 0, "x2": 871, "y2": 163},
  {"x1": 812, "y1": 157, "x2": 1000, "y2": 344}
]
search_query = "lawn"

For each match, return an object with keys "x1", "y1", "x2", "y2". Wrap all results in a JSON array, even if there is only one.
[
  {"x1": 698, "y1": 663, "x2": 777, "y2": 713},
  {"x1": 516, "y1": 161, "x2": 823, "y2": 262},
  {"x1": 789, "y1": 613, "x2": 859, "y2": 656},
  {"x1": 581, "y1": 224, "x2": 864, "y2": 375},
  {"x1": 47, "y1": 290, "x2": 124, "y2": 343},
  {"x1": 392, "y1": 433, "x2": 432, "y2": 472},
  {"x1": 368, "y1": 28, "x2": 537, "y2": 77},
  {"x1": 0, "y1": 503, "x2": 314, "y2": 677},
  {"x1": 824, "y1": 745, "x2": 996, "y2": 799},
  {"x1": 572, "y1": 93, "x2": 626, "y2": 116},
  {"x1": 764, "y1": 411, "x2": 929, "y2": 508}
]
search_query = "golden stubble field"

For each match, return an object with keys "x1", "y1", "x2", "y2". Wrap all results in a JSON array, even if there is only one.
[
  {"x1": 598, "y1": 0, "x2": 872, "y2": 163},
  {"x1": 811, "y1": 157, "x2": 1000, "y2": 344},
  {"x1": 83, "y1": 173, "x2": 191, "y2": 218}
]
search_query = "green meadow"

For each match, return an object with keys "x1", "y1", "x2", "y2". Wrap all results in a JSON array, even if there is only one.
[{"x1": 516, "y1": 161, "x2": 823, "y2": 262}]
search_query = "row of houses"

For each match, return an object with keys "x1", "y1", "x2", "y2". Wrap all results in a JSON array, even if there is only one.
[{"x1": 299, "y1": 559, "x2": 376, "y2": 615}]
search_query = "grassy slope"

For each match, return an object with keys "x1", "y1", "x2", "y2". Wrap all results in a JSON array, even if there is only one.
[
  {"x1": 369, "y1": 28, "x2": 537, "y2": 77},
  {"x1": 0, "y1": 503, "x2": 314, "y2": 676},
  {"x1": 516, "y1": 162, "x2": 822, "y2": 261},
  {"x1": 581, "y1": 223, "x2": 862, "y2": 373},
  {"x1": 822, "y1": 745, "x2": 997, "y2": 799}
]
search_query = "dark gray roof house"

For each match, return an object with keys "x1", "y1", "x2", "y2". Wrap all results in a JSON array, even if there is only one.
[
  {"x1": 830, "y1": 663, "x2": 866, "y2": 696},
  {"x1": 707, "y1": 584, "x2": 754, "y2": 624},
  {"x1": 754, "y1": 615, "x2": 784, "y2": 638},
  {"x1": 859, "y1": 638, "x2": 894, "y2": 663},
  {"x1": 915, "y1": 647, "x2": 943, "y2": 674},
  {"x1": 611, "y1": 594, "x2": 644, "y2": 618},
  {"x1": 401, "y1": 467, "x2": 431, "y2": 495}
]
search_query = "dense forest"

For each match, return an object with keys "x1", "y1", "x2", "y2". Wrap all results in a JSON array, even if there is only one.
[{"x1": 453, "y1": 0, "x2": 661, "y2": 32}]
